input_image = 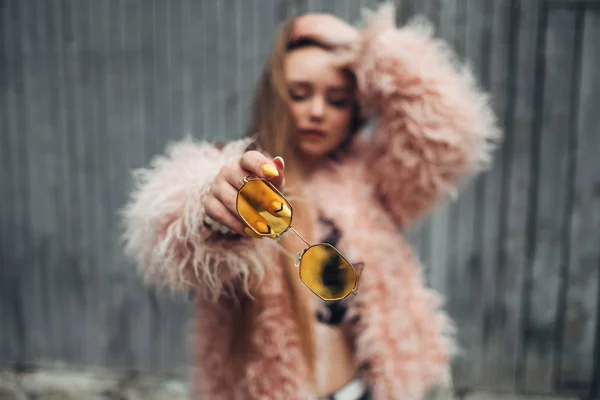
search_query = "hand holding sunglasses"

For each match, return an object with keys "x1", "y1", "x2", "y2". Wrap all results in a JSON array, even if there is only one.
[{"x1": 237, "y1": 175, "x2": 364, "y2": 301}]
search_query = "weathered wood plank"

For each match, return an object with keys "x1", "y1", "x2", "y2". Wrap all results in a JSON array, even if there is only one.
[
  {"x1": 307, "y1": 0, "x2": 333, "y2": 14},
  {"x1": 139, "y1": 0, "x2": 158, "y2": 156},
  {"x1": 218, "y1": 0, "x2": 239, "y2": 140},
  {"x1": 253, "y1": 0, "x2": 277, "y2": 107},
  {"x1": 0, "y1": 5, "x2": 8, "y2": 356},
  {"x1": 77, "y1": 0, "x2": 106, "y2": 365},
  {"x1": 28, "y1": 0, "x2": 64, "y2": 362},
  {"x1": 478, "y1": 0, "x2": 519, "y2": 391},
  {"x1": 3, "y1": 0, "x2": 23, "y2": 363},
  {"x1": 232, "y1": 0, "x2": 246, "y2": 135},
  {"x1": 202, "y1": 1, "x2": 221, "y2": 140},
  {"x1": 65, "y1": 0, "x2": 89, "y2": 364},
  {"x1": 100, "y1": 0, "x2": 127, "y2": 369},
  {"x1": 54, "y1": 0, "x2": 86, "y2": 363},
  {"x1": 496, "y1": 0, "x2": 541, "y2": 394},
  {"x1": 559, "y1": 9, "x2": 600, "y2": 390},
  {"x1": 117, "y1": 0, "x2": 152, "y2": 371},
  {"x1": 165, "y1": 0, "x2": 186, "y2": 142},
  {"x1": 180, "y1": 0, "x2": 194, "y2": 137},
  {"x1": 0, "y1": 0, "x2": 18, "y2": 363},
  {"x1": 187, "y1": 0, "x2": 208, "y2": 139},
  {"x1": 523, "y1": 8, "x2": 578, "y2": 393},
  {"x1": 444, "y1": 0, "x2": 484, "y2": 389}
]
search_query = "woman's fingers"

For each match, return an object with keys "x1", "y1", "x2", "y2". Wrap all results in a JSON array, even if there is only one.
[
  {"x1": 239, "y1": 151, "x2": 285, "y2": 190},
  {"x1": 211, "y1": 178, "x2": 240, "y2": 217},
  {"x1": 237, "y1": 193, "x2": 274, "y2": 236},
  {"x1": 291, "y1": 14, "x2": 359, "y2": 50},
  {"x1": 204, "y1": 151, "x2": 290, "y2": 239},
  {"x1": 203, "y1": 194, "x2": 247, "y2": 236},
  {"x1": 242, "y1": 179, "x2": 291, "y2": 219}
]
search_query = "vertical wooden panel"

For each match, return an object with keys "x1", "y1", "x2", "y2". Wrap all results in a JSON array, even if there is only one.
[
  {"x1": 146, "y1": 0, "x2": 163, "y2": 147},
  {"x1": 188, "y1": 0, "x2": 208, "y2": 138},
  {"x1": 154, "y1": 0, "x2": 175, "y2": 148},
  {"x1": 218, "y1": 0, "x2": 238, "y2": 140},
  {"x1": 523, "y1": 8, "x2": 578, "y2": 394},
  {"x1": 29, "y1": 0, "x2": 62, "y2": 361},
  {"x1": 181, "y1": 0, "x2": 193, "y2": 136},
  {"x1": 91, "y1": 1, "x2": 115, "y2": 368},
  {"x1": 77, "y1": 0, "x2": 99, "y2": 364},
  {"x1": 494, "y1": 0, "x2": 541, "y2": 394},
  {"x1": 560, "y1": 9, "x2": 600, "y2": 389},
  {"x1": 253, "y1": 0, "x2": 276, "y2": 87},
  {"x1": 102, "y1": 0, "x2": 131, "y2": 369},
  {"x1": 233, "y1": 0, "x2": 245, "y2": 135},
  {"x1": 168, "y1": 0, "x2": 186, "y2": 141},
  {"x1": 238, "y1": 0, "x2": 260, "y2": 132},
  {"x1": 449, "y1": 0, "x2": 488, "y2": 389},
  {"x1": 0, "y1": 0, "x2": 9, "y2": 358},
  {"x1": 56, "y1": 0, "x2": 85, "y2": 363},
  {"x1": 0, "y1": 0, "x2": 20, "y2": 363},
  {"x1": 478, "y1": 0, "x2": 520, "y2": 391}
]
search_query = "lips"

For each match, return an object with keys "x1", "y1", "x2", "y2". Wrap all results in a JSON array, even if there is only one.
[{"x1": 299, "y1": 129, "x2": 326, "y2": 140}]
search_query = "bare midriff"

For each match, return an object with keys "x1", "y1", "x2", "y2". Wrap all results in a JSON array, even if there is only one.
[{"x1": 314, "y1": 322, "x2": 357, "y2": 396}]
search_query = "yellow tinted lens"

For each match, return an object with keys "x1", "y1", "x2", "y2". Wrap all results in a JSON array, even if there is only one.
[
  {"x1": 237, "y1": 179, "x2": 292, "y2": 237},
  {"x1": 299, "y1": 244, "x2": 357, "y2": 301}
]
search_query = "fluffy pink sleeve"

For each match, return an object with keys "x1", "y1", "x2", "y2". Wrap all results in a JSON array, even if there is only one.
[
  {"x1": 120, "y1": 137, "x2": 274, "y2": 301},
  {"x1": 354, "y1": 3, "x2": 501, "y2": 228}
]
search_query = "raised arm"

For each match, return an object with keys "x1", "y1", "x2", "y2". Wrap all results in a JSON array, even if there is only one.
[
  {"x1": 354, "y1": 3, "x2": 501, "y2": 228},
  {"x1": 120, "y1": 137, "x2": 275, "y2": 300}
]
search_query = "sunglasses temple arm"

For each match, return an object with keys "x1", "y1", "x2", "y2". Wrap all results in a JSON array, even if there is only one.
[
  {"x1": 354, "y1": 263, "x2": 365, "y2": 293},
  {"x1": 288, "y1": 227, "x2": 312, "y2": 248}
]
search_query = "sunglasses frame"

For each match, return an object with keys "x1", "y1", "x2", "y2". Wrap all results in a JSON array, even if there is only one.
[{"x1": 237, "y1": 176, "x2": 364, "y2": 301}]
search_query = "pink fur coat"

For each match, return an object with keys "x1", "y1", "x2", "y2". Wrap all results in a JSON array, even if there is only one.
[{"x1": 121, "y1": 4, "x2": 500, "y2": 399}]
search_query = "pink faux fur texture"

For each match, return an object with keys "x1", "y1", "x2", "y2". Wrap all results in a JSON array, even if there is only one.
[
  {"x1": 120, "y1": 136, "x2": 279, "y2": 301},
  {"x1": 190, "y1": 259, "x2": 314, "y2": 400},
  {"x1": 355, "y1": 2, "x2": 501, "y2": 229},
  {"x1": 304, "y1": 159, "x2": 457, "y2": 400},
  {"x1": 119, "y1": 2, "x2": 500, "y2": 399}
]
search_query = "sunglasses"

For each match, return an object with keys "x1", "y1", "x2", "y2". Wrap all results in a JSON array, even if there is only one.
[{"x1": 236, "y1": 176, "x2": 364, "y2": 301}]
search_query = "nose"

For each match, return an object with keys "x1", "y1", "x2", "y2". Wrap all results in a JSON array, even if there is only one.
[{"x1": 309, "y1": 96, "x2": 325, "y2": 120}]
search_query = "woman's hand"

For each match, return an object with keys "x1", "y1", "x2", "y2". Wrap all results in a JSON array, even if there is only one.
[
  {"x1": 203, "y1": 151, "x2": 285, "y2": 237},
  {"x1": 290, "y1": 14, "x2": 360, "y2": 54}
]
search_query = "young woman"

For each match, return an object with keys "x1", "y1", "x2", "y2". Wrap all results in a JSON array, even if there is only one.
[{"x1": 121, "y1": 3, "x2": 500, "y2": 399}]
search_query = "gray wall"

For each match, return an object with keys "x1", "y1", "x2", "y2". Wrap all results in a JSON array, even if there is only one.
[{"x1": 1, "y1": 0, "x2": 599, "y2": 398}]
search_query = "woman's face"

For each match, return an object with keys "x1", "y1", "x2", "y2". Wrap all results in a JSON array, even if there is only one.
[{"x1": 284, "y1": 46, "x2": 356, "y2": 160}]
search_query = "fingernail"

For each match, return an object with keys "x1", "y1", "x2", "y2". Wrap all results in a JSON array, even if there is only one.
[
  {"x1": 261, "y1": 164, "x2": 279, "y2": 178},
  {"x1": 273, "y1": 156, "x2": 285, "y2": 169},
  {"x1": 270, "y1": 201, "x2": 291, "y2": 218},
  {"x1": 244, "y1": 227, "x2": 263, "y2": 239},
  {"x1": 256, "y1": 221, "x2": 271, "y2": 234}
]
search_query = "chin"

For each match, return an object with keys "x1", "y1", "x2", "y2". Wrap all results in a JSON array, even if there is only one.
[{"x1": 297, "y1": 141, "x2": 337, "y2": 160}]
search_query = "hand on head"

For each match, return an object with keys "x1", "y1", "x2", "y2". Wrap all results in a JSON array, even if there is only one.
[
  {"x1": 203, "y1": 151, "x2": 285, "y2": 237},
  {"x1": 290, "y1": 13, "x2": 359, "y2": 63}
]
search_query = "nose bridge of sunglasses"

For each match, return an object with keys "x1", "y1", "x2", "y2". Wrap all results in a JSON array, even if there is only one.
[{"x1": 237, "y1": 178, "x2": 293, "y2": 238}]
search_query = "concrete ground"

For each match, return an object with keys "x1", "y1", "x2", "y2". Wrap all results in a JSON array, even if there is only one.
[
  {"x1": 0, "y1": 366, "x2": 581, "y2": 400},
  {"x1": 0, "y1": 367, "x2": 188, "y2": 400}
]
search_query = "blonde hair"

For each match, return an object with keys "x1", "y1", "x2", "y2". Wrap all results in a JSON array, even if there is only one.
[
  {"x1": 232, "y1": 16, "x2": 364, "y2": 385},
  {"x1": 230, "y1": 17, "x2": 317, "y2": 385}
]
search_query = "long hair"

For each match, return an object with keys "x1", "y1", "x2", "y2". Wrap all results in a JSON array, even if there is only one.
[{"x1": 231, "y1": 16, "x2": 364, "y2": 386}]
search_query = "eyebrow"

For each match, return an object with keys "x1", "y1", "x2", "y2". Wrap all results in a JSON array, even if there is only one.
[{"x1": 287, "y1": 80, "x2": 351, "y2": 91}]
